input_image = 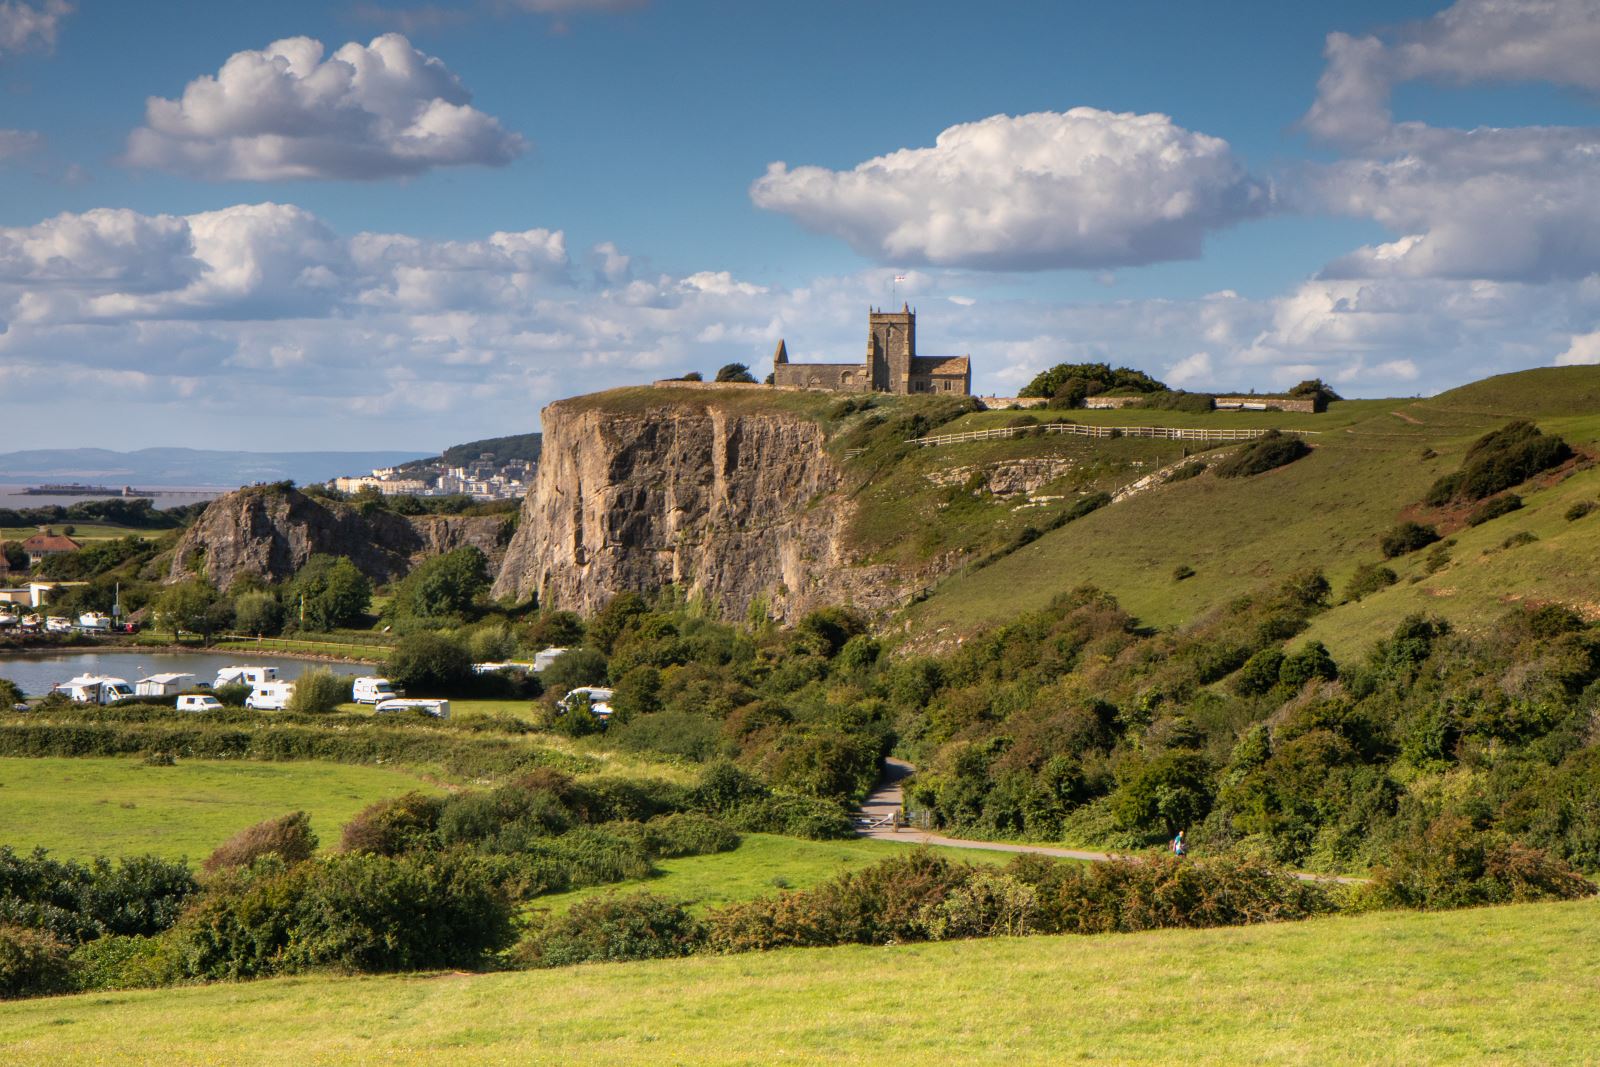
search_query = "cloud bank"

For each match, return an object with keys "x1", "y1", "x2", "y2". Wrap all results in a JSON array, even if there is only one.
[
  {"x1": 751, "y1": 108, "x2": 1269, "y2": 271},
  {"x1": 0, "y1": 0, "x2": 70, "y2": 57},
  {"x1": 124, "y1": 34, "x2": 526, "y2": 180}
]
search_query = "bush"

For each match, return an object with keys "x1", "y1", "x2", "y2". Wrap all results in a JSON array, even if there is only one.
[
  {"x1": 0, "y1": 847, "x2": 197, "y2": 944},
  {"x1": 203, "y1": 812, "x2": 317, "y2": 874},
  {"x1": 1502, "y1": 531, "x2": 1538, "y2": 549},
  {"x1": 622, "y1": 813, "x2": 739, "y2": 859},
  {"x1": 339, "y1": 792, "x2": 446, "y2": 856},
  {"x1": 169, "y1": 851, "x2": 516, "y2": 979},
  {"x1": 1232, "y1": 648, "x2": 1286, "y2": 696},
  {"x1": 1367, "y1": 816, "x2": 1597, "y2": 910},
  {"x1": 1380, "y1": 521, "x2": 1440, "y2": 558},
  {"x1": 539, "y1": 647, "x2": 609, "y2": 695},
  {"x1": 1109, "y1": 752, "x2": 1212, "y2": 838},
  {"x1": 1172, "y1": 564, "x2": 1195, "y2": 582},
  {"x1": 286, "y1": 668, "x2": 350, "y2": 714},
  {"x1": 233, "y1": 591, "x2": 285, "y2": 637},
  {"x1": 1212, "y1": 432, "x2": 1310, "y2": 479},
  {"x1": 386, "y1": 632, "x2": 473, "y2": 694},
  {"x1": 1465, "y1": 493, "x2": 1522, "y2": 527},
  {"x1": 1564, "y1": 500, "x2": 1595, "y2": 521},
  {"x1": 1164, "y1": 461, "x2": 1207, "y2": 483},
  {"x1": 715, "y1": 363, "x2": 757, "y2": 384},
  {"x1": 1279, "y1": 641, "x2": 1337, "y2": 689},
  {"x1": 212, "y1": 682, "x2": 251, "y2": 707},
  {"x1": 0, "y1": 924, "x2": 73, "y2": 999},
  {"x1": 1343, "y1": 562, "x2": 1397, "y2": 602},
  {"x1": 515, "y1": 892, "x2": 705, "y2": 968},
  {"x1": 1425, "y1": 421, "x2": 1571, "y2": 505}
]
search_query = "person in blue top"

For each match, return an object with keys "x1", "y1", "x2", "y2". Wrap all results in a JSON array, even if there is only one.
[{"x1": 1171, "y1": 829, "x2": 1186, "y2": 856}]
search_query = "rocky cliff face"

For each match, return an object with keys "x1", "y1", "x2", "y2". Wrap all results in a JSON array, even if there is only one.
[
  {"x1": 490, "y1": 396, "x2": 912, "y2": 622},
  {"x1": 169, "y1": 486, "x2": 511, "y2": 588}
]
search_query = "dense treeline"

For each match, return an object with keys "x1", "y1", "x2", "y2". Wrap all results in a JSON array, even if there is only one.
[{"x1": 0, "y1": 498, "x2": 204, "y2": 531}]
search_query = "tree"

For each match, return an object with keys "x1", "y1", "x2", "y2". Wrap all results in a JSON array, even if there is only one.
[
  {"x1": 715, "y1": 363, "x2": 757, "y2": 384},
  {"x1": 1018, "y1": 362, "x2": 1166, "y2": 406},
  {"x1": 1288, "y1": 378, "x2": 1343, "y2": 404},
  {"x1": 0, "y1": 542, "x2": 26, "y2": 572},
  {"x1": 386, "y1": 632, "x2": 473, "y2": 694},
  {"x1": 289, "y1": 555, "x2": 372, "y2": 632},
  {"x1": 527, "y1": 610, "x2": 585, "y2": 648},
  {"x1": 540, "y1": 647, "x2": 609, "y2": 695},
  {"x1": 234, "y1": 591, "x2": 286, "y2": 637},
  {"x1": 389, "y1": 547, "x2": 490, "y2": 624},
  {"x1": 155, "y1": 580, "x2": 231, "y2": 643}
]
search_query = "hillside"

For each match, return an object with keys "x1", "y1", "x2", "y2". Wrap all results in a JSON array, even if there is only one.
[
  {"x1": 4, "y1": 898, "x2": 1595, "y2": 1064},
  {"x1": 907, "y1": 368, "x2": 1600, "y2": 652}
]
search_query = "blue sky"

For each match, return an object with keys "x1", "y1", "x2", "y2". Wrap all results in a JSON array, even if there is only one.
[{"x1": 2, "y1": 0, "x2": 1599, "y2": 449}]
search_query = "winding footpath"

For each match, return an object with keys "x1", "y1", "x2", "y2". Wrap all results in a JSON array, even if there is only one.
[{"x1": 856, "y1": 757, "x2": 1365, "y2": 884}]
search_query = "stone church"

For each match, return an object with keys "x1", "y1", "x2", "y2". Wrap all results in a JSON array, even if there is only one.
[{"x1": 771, "y1": 305, "x2": 972, "y2": 395}]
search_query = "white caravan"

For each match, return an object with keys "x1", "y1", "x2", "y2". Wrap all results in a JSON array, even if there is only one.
[
  {"x1": 57, "y1": 675, "x2": 135, "y2": 705},
  {"x1": 215, "y1": 665, "x2": 279, "y2": 689},
  {"x1": 244, "y1": 681, "x2": 295, "y2": 711},
  {"x1": 560, "y1": 686, "x2": 615, "y2": 718},
  {"x1": 374, "y1": 698, "x2": 450, "y2": 719},
  {"x1": 135, "y1": 673, "x2": 196, "y2": 698}
]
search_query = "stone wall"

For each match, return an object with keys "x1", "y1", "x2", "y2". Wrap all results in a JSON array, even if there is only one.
[
  {"x1": 1083, "y1": 395, "x2": 1146, "y2": 410},
  {"x1": 1215, "y1": 396, "x2": 1322, "y2": 413},
  {"x1": 772, "y1": 363, "x2": 872, "y2": 391}
]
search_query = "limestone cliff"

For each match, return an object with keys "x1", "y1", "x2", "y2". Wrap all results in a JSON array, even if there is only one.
[
  {"x1": 489, "y1": 393, "x2": 912, "y2": 621},
  {"x1": 169, "y1": 485, "x2": 512, "y2": 588}
]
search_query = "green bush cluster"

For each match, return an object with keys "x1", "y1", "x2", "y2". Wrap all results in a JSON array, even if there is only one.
[
  {"x1": 1212, "y1": 432, "x2": 1310, "y2": 479},
  {"x1": 1380, "y1": 521, "x2": 1440, "y2": 558},
  {"x1": 1465, "y1": 493, "x2": 1523, "y2": 527},
  {"x1": 1425, "y1": 421, "x2": 1571, "y2": 506}
]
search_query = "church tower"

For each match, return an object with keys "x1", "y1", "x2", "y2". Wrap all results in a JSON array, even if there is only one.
[{"x1": 867, "y1": 303, "x2": 916, "y2": 393}]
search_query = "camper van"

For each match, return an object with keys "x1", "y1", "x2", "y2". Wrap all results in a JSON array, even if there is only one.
[
  {"x1": 560, "y1": 686, "x2": 615, "y2": 718},
  {"x1": 374, "y1": 698, "x2": 450, "y2": 719},
  {"x1": 352, "y1": 677, "x2": 400, "y2": 704},
  {"x1": 176, "y1": 694, "x2": 225, "y2": 713},
  {"x1": 215, "y1": 665, "x2": 279, "y2": 689},
  {"x1": 244, "y1": 681, "x2": 295, "y2": 711},
  {"x1": 57, "y1": 675, "x2": 134, "y2": 705}
]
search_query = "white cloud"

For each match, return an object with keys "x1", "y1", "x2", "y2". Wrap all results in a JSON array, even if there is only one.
[
  {"x1": 1295, "y1": 1, "x2": 1600, "y2": 283},
  {"x1": 751, "y1": 107, "x2": 1269, "y2": 271},
  {"x1": 1556, "y1": 329, "x2": 1600, "y2": 365},
  {"x1": 1166, "y1": 352, "x2": 1213, "y2": 388},
  {"x1": 124, "y1": 33, "x2": 525, "y2": 180},
  {"x1": 0, "y1": 0, "x2": 70, "y2": 57}
]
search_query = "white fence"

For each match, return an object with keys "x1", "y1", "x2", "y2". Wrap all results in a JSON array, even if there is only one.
[{"x1": 909, "y1": 423, "x2": 1311, "y2": 448}]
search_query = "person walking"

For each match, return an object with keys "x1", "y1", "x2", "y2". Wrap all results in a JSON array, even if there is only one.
[{"x1": 1171, "y1": 829, "x2": 1186, "y2": 857}]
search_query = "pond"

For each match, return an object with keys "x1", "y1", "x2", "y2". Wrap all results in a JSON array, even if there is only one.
[{"x1": 0, "y1": 650, "x2": 365, "y2": 696}]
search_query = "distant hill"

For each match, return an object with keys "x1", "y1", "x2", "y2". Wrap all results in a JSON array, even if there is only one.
[
  {"x1": 0, "y1": 447, "x2": 432, "y2": 488},
  {"x1": 398, "y1": 433, "x2": 542, "y2": 470}
]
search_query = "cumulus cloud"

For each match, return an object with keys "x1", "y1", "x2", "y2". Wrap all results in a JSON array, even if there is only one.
[
  {"x1": 124, "y1": 34, "x2": 526, "y2": 180},
  {"x1": 1294, "y1": 1, "x2": 1600, "y2": 283},
  {"x1": 751, "y1": 107, "x2": 1269, "y2": 271},
  {"x1": 0, "y1": 0, "x2": 70, "y2": 56},
  {"x1": 1556, "y1": 329, "x2": 1600, "y2": 365}
]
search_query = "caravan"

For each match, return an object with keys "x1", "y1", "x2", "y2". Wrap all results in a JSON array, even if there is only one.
[
  {"x1": 56, "y1": 675, "x2": 134, "y2": 705},
  {"x1": 215, "y1": 665, "x2": 279, "y2": 689},
  {"x1": 135, "y1": 673, "x2": 196, "y2": 698}
]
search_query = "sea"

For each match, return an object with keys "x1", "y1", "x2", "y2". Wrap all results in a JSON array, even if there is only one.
[{"x1": 0, "y1": 484, "x2": 232, "y2": 511}]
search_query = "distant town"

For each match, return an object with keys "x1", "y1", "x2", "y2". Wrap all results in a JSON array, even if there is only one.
[{"x1": 327, "y1": 432, "x2": 541, "y2": 502}]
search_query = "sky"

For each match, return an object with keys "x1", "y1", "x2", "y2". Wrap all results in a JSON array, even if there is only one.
[{"x1": 2, "y1": 0, "x2": 1599, "y2": 451}]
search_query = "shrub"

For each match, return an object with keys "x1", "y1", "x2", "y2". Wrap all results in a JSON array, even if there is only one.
[
  {"x1": 0, "y1": 678, "x2": 20, "y2": 708},
  {"x1": 1380, "y1": 521, "x2": 1440, "y2": 558},
  {"x1": 212, "y1": 682, "x2": 251, "y2": 707},
  {"x1": 1502, "y1": 531, "x2": 1539, "y2": 549},
  {"x1": 169, "y1": 851, "x2": 516, "y2": 979},
  {"x1": 1172, "y1": 564, "x2": 1195, "y2": 582},
  {"x1": 715, "y1": 363, "x2": 756, "y2": 384},
  {"x1": 204, "y1": 812, "x2": 317, "y2": 874},
  {"x1": 1425, "y1": 421, "x2": 1571, "y2": 505},
  {"x1": 1343, "y1": 562, "x2": 1397, "y2": 602},
  {"x1": 339, "y1": 792, "x2": 445, "y2": 856},
  {"x1": 386, "y1": 632, "x2": 473, "y2": 694},
  {"x1": 0, "y1": 848, "x2": 197, "y2": 944},
  {"x1": 622, "y1": 813, "x2": 739, "y2": 859},
  {"x1": 1279, "y1": 641, "x2": 1337, "y2": 689},
  {"x1": 68, "y1": 933, "x2": 175, "y2": 991},
  {"x1": 1213, "y1": 432, "x2": 1310, "y2": 479},
  {"x1": 515, "y1": 892, "x2": 705, "y2": 967},
  {"x1": 918, "y1": 869, "x2": 1039, "y2": 940},
  {"x1": 1367, "y1": 816, "x2": 1596, "y2": 910},
  {"x1": 1164, "y1": 461, "x2": 1207, "y2": 484},
  {"x1": 1465, "y1": 494, "x2": 1522, "y2": 527},
  {"x1": 539, "y1": 647, "x2": 609, "y2": 695},
  {"x1": 1564, "y1": 500, "x2": 1595, "y2": 521},
  {"x1": 0, "y1": 924, "x2": 73, "y2": 999},
  {"x1": 286, "y1": 668, "x2": 350, "y2": 714},
  {"x1": 1109, "y1": 752, "x2": 1212, "y2": 838}
]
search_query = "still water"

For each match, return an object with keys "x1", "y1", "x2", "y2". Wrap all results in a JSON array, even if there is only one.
[{"x1": 0, "y1": 651, "x2": 361, "y2": 696}]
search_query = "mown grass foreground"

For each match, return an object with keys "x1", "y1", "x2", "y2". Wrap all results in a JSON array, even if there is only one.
[{"x1": 3, "y1": 898, "x2": 1597, "y2": 1064}]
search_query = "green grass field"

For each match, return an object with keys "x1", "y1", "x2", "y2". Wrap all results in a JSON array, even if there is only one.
[
  {"x1": 0, "y1": 522, "x2": 151, "y2": 544},
  {"x1": 3, "y1": 898, "x2": 1595, "y2": 1064},
  {"x1": 0, "y1": 757, "x2": 440, "y2": 861},
  {"x1": 532, "y1": 833, "x2": 1010, "y2": 915}
]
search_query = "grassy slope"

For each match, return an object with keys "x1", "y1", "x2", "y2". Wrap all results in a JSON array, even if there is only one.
[
  {"x1": 908, "y1": 370, "x2": 1600, "y2": 644},
  {"x1": 5, "y1": 899, "x2": 1597, "y2": 1064},
  {"x1": 0, "y1": 757, "x2": 440, "y2": 861},
  {"x1": 531, "y1": 833, "x2": 1008, "y2": 915}
]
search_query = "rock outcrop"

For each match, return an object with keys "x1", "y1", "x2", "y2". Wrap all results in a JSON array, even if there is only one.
[
  {"x1": 490, "y1": 395, "x2": 913, "y2": 622},
  {"x1": 169, "y1": 485, "x2": 512, "y2": 588}
]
